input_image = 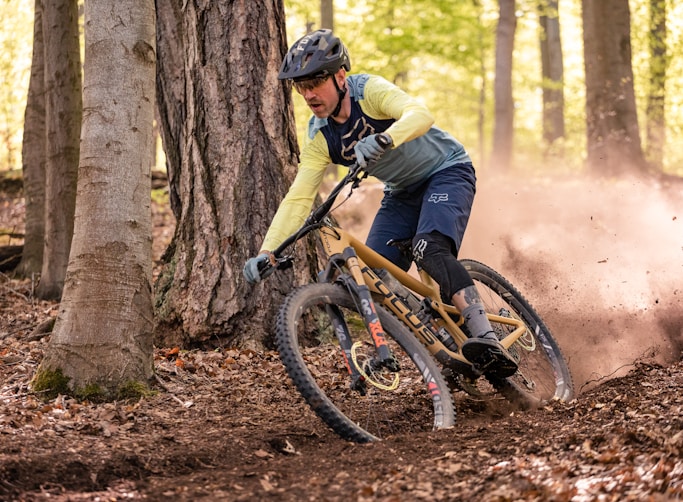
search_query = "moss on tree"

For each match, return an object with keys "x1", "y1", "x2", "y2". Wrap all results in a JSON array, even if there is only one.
[
  {"x1": 32, "y1": 367, "x2": 154, "y2": 402},
  {"x1": 31, "y1": 368, "x2": 70, "y2": 399}
]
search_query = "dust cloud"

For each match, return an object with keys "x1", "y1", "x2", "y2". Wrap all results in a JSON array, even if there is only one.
[{"x1": 330, "y1": 174, "x2": 683, "y2": 394}]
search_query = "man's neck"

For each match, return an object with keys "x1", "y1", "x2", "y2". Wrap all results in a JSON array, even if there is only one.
[{"x1": 330, "y1": 95, "x2": 350, "y2": 124}]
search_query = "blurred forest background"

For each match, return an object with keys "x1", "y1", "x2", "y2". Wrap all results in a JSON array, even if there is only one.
[
  {"x1": 1, "y1": 6, "x2": 682, "y2": 497},
  {"x1": 1, "y1": 0, "x2": 682, "y2": 176}
]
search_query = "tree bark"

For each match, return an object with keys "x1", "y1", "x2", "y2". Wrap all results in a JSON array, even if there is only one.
[
  {"x1": 321, "y1": 0, "x2": 334, "y2": 30},
  {"x1": 490, "y1": 0, "x2": 516, "y2": 172},
  {"x1": 155, "y1": 0, "x2": 302, "y2": 348},
  {"x1": 539, "y1": 0, "x2": 565, "y2": 146},
  {"x1": 582, "y1": 0, "x2": 645, "y2": 174},
  {"x1": 36, "y1": 0, "x2": 82, "y2": 300},
  {"x1": 645, "y1": 0, "x2": 667, "y2": 170},
  {"x1": 38, "y1": 0, "x2": 156, "y2": 394},
  {"x1": 16, "y1": 0, "x2": 46, "y2": 277}
]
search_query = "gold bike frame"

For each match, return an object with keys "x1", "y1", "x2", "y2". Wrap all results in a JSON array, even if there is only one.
[{"x1": 318, "y1": 224, "x2": 527, "y2": 366}]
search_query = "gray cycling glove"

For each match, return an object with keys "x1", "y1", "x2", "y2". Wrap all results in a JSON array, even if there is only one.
[
  {"x1": 243, "y1": 253, "x2": 272, "y2": 284},
  {"x1": 354, "y1": 133, "x2": 391, "y2": 168}
]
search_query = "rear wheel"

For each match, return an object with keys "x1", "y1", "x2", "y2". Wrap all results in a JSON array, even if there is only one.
[
  {"x1": 461, "y1": 259, "x2": 574, "y2": 408},
  {"x1": 276, "y1": 282, "x2": 455, "y2": 443}
]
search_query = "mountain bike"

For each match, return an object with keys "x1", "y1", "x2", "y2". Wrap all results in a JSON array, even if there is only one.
[{"x1": 261, "y1": 163, "x2": 573, "y2": 443}]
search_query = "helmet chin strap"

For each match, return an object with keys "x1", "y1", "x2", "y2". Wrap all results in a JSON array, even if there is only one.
[{"x1": 330, "y1": 77, "x2": 347, "y2": 118}]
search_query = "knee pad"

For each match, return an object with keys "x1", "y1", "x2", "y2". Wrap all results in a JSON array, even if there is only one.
[{"x1": 412, "y1": 232, "x2": 474, "y2": 301}]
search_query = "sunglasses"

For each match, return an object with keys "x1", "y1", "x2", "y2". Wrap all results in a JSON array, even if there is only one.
[{"x1": 293, "y1": 75, "x2": 331, "y2": 93}]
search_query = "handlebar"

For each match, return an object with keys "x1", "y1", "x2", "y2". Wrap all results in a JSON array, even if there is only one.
[
  {"x1": 254, "y1": 162, "x2": 368, "y2": 278},
  {"x1": 271, "y1": 162, "x2": 367, "y2": 260},
  {"x1": 262, "y1": 134, "x2": 392, "y2": 275}
]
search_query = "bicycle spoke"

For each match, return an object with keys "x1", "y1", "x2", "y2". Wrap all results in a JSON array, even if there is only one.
[
  {"x1": 276, "y1": 283, "x2": 455, "y2": 442},
  {"x1": 462, "y1": 259, "x2": 573, "y2": 407}
]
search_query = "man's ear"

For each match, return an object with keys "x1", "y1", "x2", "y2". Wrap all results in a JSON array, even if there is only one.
[{"x1": 336, "y1": 68, "x2": 346, "y2": 87}]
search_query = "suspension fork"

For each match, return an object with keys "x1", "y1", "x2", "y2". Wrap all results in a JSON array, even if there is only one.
[
  {"x1": 321, "y1": 248, "x2": 398, "y2": 373},
  {"x1": 324, "y1": 303, "x2": 366, "y2": 392}
]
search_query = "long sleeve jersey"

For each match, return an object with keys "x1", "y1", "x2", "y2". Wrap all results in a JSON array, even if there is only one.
[{"x1": 261, "y1": 74, "x2": 471, "y2": 252}]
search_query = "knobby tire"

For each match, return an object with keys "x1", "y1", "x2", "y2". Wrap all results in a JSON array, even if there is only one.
[
  {"x1": 276, "y1": 282, "x2": 456, "y2": 443},
  {"x1": 461, "y1": 259, "x2": 574, "y2": 408}
]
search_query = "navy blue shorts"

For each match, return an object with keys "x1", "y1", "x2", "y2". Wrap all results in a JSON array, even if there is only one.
[{"x1": 365, "y1": 163, "x2": 476, "y2": 271}]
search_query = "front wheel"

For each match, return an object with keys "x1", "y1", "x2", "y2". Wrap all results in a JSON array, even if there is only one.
[
  {"x1": 276, "y1": 282, "x2": 455, "y2": 443},
  {"x1": 461, "y1": 259, "x2": 574, "y2": 408}
]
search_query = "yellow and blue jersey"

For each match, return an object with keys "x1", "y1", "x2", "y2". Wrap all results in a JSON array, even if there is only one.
[{"x1": 261, "y1": 74, "x2": 471, "y2": 252}]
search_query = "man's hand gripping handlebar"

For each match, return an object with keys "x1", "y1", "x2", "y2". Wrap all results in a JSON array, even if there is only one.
[{"x1": 243, "y1": 133, "x2": 392, "y2": 285}]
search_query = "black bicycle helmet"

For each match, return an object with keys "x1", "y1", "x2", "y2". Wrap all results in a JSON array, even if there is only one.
[{"x1": 278, "y1": 29, "x2": 351, "y2": 81}]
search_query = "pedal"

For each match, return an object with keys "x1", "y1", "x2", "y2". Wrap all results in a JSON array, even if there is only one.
[
  {"x1": 462, "y1": 338, "x2": 518, "y2": 379},
  {"x1": 445, "y1": 356, "x2": 481, "y2": 380}
]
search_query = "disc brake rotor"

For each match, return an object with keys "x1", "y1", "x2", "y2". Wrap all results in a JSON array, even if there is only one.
[{"x1": 350, "y1": 341, "x2": 399, "y2": 391}]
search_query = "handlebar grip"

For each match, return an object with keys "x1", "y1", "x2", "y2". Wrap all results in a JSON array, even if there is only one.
[
  {"x1": 257, "y1": 258, "x2": 276, "y2": 280},
  {"x1": 376, "y1": 133, "x2": 392, "y2": 149},
  {"x1": 257, "y1": 259, "x2": 271, "y2": 273}
]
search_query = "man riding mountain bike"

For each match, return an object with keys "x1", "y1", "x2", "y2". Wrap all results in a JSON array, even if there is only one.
[{"x1": 243, "y1": 29, "x2": 517, "y2": 379}]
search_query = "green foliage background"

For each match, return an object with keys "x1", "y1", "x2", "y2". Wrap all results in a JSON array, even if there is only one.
[
  {"x1": 0, "y1": 3, "x2": 33, "y2": 173},
  {"x1": 285, "y1": 0, "x2": 683, "y2": 175},
  {"x1": 1, "y1": 1, "x2": 681, "y2": 175}
]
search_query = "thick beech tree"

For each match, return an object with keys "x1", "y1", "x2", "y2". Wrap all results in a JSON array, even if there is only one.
[
  {"x1": 35, "y1": 0, "x2": 156, "y2": 395},
  {"x1": 154, "y1": 1, "x2": 303, "y2": 348}
]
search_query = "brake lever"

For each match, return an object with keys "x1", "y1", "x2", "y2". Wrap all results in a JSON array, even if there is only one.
[
  {"x1": 276, "y1": 256, "x2": 294, "y2": 270},
  {"x1": 255, "y1": 252, "x2": 293, "y2": 281}
]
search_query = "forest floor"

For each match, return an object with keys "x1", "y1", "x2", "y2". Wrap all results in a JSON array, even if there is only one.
[{"x1": 1, "y1": 172, "x2": 683, "y2": 501}]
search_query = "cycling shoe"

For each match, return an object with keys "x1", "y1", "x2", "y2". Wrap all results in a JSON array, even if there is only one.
[{"x1": 461, "y1": 337, "x2": 518, "y2": 379}]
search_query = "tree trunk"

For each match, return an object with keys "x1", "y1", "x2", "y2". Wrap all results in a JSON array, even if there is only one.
[
  {"x1": 155, "y1": 0, "x2": 302, "y2": 349},
  {"x1": 472, "y1": 0, "x2": 487, "y2": 169},
  {"x1": 36, "y1": 0, "x2": 82, "y2": 300},
  {"x1": 645, "y1": 0, "x2": 667, "y2": 170},
  {"x1": 16, "y1": 0, "x2": 46, "y2": 278},
  {"x1": 582, "y1": 0, "x2": 645, "y2": 175},
  {"x1": 490, "y1": 0, "x2": 516, "y2": 172},
  {"x1": 321, "y1": 0, "x2": 334, "y2": 30},
  {"x1": 37, "y1": 0, "x2": 156, "y2": 396},
  {"x1": 539, "y1": 0, "x2": 565, "y2": 146}
]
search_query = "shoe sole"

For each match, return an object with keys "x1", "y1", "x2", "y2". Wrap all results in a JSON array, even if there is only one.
[{"x1": 461, "y1": 339, "x2": 518, "y2": 379}]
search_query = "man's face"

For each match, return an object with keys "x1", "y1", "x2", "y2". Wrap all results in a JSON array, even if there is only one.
[{"x1": 294, "y1": 73, "x2": 340, "y2": 118}]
